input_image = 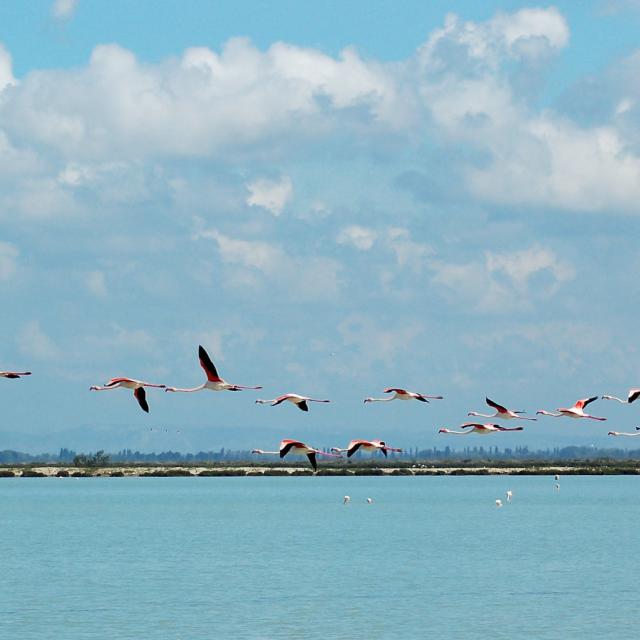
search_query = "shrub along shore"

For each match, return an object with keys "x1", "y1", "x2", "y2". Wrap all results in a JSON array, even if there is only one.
[{"x1": 1, "y1": 459, "x2": 640, "y2": 477}]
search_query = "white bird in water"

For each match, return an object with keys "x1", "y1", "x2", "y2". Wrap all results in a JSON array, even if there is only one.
[
  {"x1": 495, "y1": 499, "x2": 503, "y2": 508},
  {"x1": 255, "y1": 393, "x2": 330, "y2": 412},
  {"x1": 343, "y1": 496, "x2": 350, "y2": 505},
  {"x1": 331, "y1": 439, "x2": 402, "y2": 458},
  {"x1": 608, "y1": 430, "x2": 640, "y2": 437},
  {"x1": 252, "y1": 439, "x2": 342, "y2": 471},
  {"x1": 364, "y1": 388, "x2": 443, "y2": 404},
  {"x1": 536, "y1": 397, "x2": 606, "y2": 421},
  {"x1": 0, "y1": 370, "x2": 31, "y2": 379},
  {"x1": 506, "y1": 490, "x2": 513, "y2": 502},
  {"x1": 555, "y1": 483, "x2": 560, "y2": 492},
  {"x1": 468, "y1": 397, "x2": 536, "y2": 421},
  {"x1": 554, "y1": 474, "x2": 560, "y2": 481},
  {"x1": 601, "y1": 389, "x2": 640, "y2": 404},
  {"x1": 366, "y1": 498, "x2": 373, "y2": 504},
  {"x1": 438, "y1": 423, "x2": 525, "y2": 435},
  {"x1": 165, "y1": 345, "x2": 262, "y2": 393},
  {"x1": 90, "y1": 377, "x2": 166, "y2": 412}
]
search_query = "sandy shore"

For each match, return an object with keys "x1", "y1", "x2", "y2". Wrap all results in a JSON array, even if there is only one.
[{"x1": 0, "y1": 464, "x2": 631, "y2": 477}]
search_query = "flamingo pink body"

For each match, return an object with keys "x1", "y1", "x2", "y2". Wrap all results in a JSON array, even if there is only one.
[
  {"x1": 252, "y1": 439, "x2": 341, "y2": 470},
  {"x1": 89, "y1": 377, "x2": 166, "y2": 413},
  {"x1": 165, "y1": 345, "x2": 262, "y2": 393},
  {"x1": 364, "y1": 388, "x2": 443, "y2": 404},
  {"x1": 331, "y1": 439, "x2": 402, "y2": 458},
  {"x1": 536, "y1": 397, "x2": 606, "y2": 421},
  {"x1": 255, "y1": 393, "x2": 330, "y2": 412},
  {"x1": 438, "y1": 423, "x2": 525, "y2": 435},
  {"x1": 0, "y1": 371, "x2": 31, "y2": 379},
  {"x1": 468, "y1": 397, "x2": 536, "y2": 421}
]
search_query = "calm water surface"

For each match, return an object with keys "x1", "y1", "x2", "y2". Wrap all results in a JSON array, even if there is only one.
[{"x1": 1, "y1": 475, "x2": 639, "y2": 639}]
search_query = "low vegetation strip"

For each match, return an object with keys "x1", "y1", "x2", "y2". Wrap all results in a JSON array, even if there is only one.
[{"x1": 1, "y1": 460, "x2": 639, "y2": 477}]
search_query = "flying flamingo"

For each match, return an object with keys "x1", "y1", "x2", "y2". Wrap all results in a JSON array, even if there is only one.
[
  {"x1": 331, "y1": 439, "x2": 402, "y2": 458},
  {"x1": 364, "y1": 388, "x2": 443, "y2": 404},
  {"x1": 251, "y1": 439, "x2": 342, "y2": 471},
  {"x1": 255, "y1": 393, "x2": 330, "y2": 412},
  {"x1": 438, "y1": 423, "x2": 525, "y2": 435},
  {"x1": 608, "y1": 431, "x2": 640, "y2": 437},
  {"x1": 165, "y1": 345, "x2": 262, "y2": 393},
  {"x1": 89, "y1": 377, "x2": 166, "y2": 412},
  {"x1": 1, "y1": 370, "x2": 31, "y2": 379},
  {"x1": 601, "y1": 389, "x2": 640, "y2": 404},
  {"x1": 536, "y1": 397, "x2": 606, "y2": 421},
  {"x1": 468, "y1": 397, "x2": 536, "y2": 421}
]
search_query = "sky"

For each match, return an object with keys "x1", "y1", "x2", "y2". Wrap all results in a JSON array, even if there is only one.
[{"x1": 2, "y1": 0, "x2": 640, "y2": 454}]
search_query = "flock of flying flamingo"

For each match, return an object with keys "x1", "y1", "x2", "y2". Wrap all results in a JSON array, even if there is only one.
[{"x1": 3, "y1": 346, "x2": 640, "y2": 471}]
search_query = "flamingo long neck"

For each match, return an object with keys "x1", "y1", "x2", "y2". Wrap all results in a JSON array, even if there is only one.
[
  {"x1": 602, "y1": 395, "x2": 626, "y2": 404},
  {"x1": 255, "y1": 398, "x2": 277, "y2": 404},
  {"x1": 537, "y1": 410, "x2": 562, "y2": 417},
  {"x1": 233, "y1": 384, "x2": 262, "y2": 390},
  {"x1": 90, "y1": 385, "x2": 120, "y2": 391},
  {"x1": 367, "y1": 397, "x2": 395, "y2": 403},
  {"x1": 468, "y1": 411, "x2": 495, "y2": 418},
  {"x1": 165, "y1": 384, "x2": 207, "y2": 393},
  {"x1": 441, "y1": 429, "x2": 473, "y2": 435}
]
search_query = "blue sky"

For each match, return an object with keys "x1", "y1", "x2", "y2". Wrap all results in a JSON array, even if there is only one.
[{"x1": 2, "y1": 0, "x2": 640, "y2": 454}]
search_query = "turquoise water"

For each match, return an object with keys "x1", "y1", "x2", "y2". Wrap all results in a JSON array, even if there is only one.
[{"x1": 1, "y1": 476, "x2": 638, "y2": 639}]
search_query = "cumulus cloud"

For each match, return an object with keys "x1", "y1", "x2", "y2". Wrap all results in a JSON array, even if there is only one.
[
  {"x1": 197, "y1": 228, "x2": 342, "y2": 299},
  {"x1": 17, "y1": 321, "x2": 61, "y2": 360},
  {"x1": 51, "y1": 0, "x2": 79, "y2": 20},
  {"x1": 246, "y1": 175, "x2": 293, "y2": 215},
  {"x1": 431, "y1": 246, "x2": 574, "y2": 312},
  {"x1": 336, "y1": 225, "x2": 377, "y2": 250},
  {"x1": 0, "y1": 44, "x2": 16, "y2": 93}
]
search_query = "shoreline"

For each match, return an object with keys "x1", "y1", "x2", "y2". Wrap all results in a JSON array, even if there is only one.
[{"x1": 2, "y1": 463, "x2": 639, "y2": 477}]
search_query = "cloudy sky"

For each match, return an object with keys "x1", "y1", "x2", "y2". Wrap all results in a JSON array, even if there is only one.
[{"x1": 2, "y1": 0, "x2": 640, "y2": 454}]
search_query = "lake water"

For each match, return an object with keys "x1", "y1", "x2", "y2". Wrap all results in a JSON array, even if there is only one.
[{"x1": 1, "y1": 475, "x2": 638, "y2": 639}]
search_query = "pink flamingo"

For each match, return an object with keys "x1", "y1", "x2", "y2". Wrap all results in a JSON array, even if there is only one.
[
  {"x1": 601, "y1": 389, "x2": 640, "y2": 404},
  {"x1": 90, "y1": 377, "x2": 166, "y2": 413},
  {"x1": 331, "y1": 439, "x2": 402, "y2": 458},
  {"x1": 0, "y1": 370, "x2": 31, "y2": 379},
  {"x1": 364, "y1": 388, "x2": 443, "y2": 404},
  {"x1": 608, "y1": 430, "x2": 640, "y2": 437},
  {"x1": 468, "y1": 397, "x2": 536, "y2": 421},
  {"x1": 252, "y1": 439, "x2": 342, "y2": 471},
  {"x1": 438, "y1": 423, "x2": 525, "y2": 435},
  {"x1": 536, "y1": 397, "x2": 606, "y2": 421},
  {"x1": 165, "y1": 345, "x2": 262, "y2": 393},
  {"x1": 255, "y1": 393, "x2": 330, "y2": 412}
]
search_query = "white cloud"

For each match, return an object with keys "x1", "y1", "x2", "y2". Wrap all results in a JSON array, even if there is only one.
[
  {"x1": 52, "y1": 0, "x2": 78, "y2": 20},
  {"x1": 0, "y1": 241, "x2": 18, "y2": 281},
  {"x1": 336, "y1": 225, "x2": 377, "y2": 250},
  {"x1": 17, "y1": 321, "x2": 61, "y2": 360},
  {"x1": 197, "y1": 228, "x2": 341, "y2": 299},
  {"x1": 246, "y1": 175, "x2": 293, "y2": 215},
  {"x1": 431, "y1": 246, "x2": 574, "y2": 312},
  {"x1": 0, "y1": 44, "x2": 16, "y2": 93},
  {"x1": 84, "y1": 270, "x2": 107, "y2": 297}
]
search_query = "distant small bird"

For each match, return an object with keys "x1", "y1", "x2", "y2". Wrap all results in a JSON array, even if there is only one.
[
  {"x1": 438, "y1": 423, "x2": 525, "y2": 435},
  {"x1": 255, "y1": 393, "x2": 330, "y2": 412},
  {"x1": 536, "y1": 397, "x2": 606, "y2": 421},
  {"x1": 0, "y1": 370, "x2": 31, "y2": 379},
  {"x1": 554, "y1": 474, "x2": 560, "y2": 481},
  {"x1": 165, "y1": 345, "x2": 262, "y2": 393},
  {"x1": 90, "y1": 377, "x2": 166, "y2": 413},
  {"x1": 555, "y1": 483, "x2": 560, "y2": 492},
  {"x1": 468, "y1": 397, "x2": 536, "y2": 421},
  {"x1": 343, "y1": 496, "x2": 350, "y2": 505},
  {"x1": 495, "y1": 499, "x2": 503, "y2": 508},
  {"x1": 364, "y1": 388, "x2": 443, "y2": 404},
  {"x1": 601, "y1": 389, "x2": 640, "y2": 404},
  {"x1": 506, "y1": 490, "x2": 513, "y2": 502},
  {"x1": 366, "y1": 498, "x2": 373, "y2": 504}
]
